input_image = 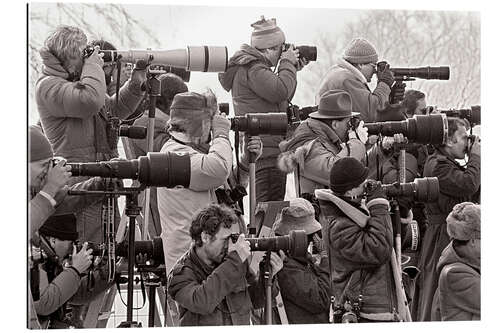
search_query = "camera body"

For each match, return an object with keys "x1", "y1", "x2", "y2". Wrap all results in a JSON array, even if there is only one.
[
  {"x1": 75, "y1": 241, "x2": 105, "y2": 257},
  {"x1": 282, "y1": 43, "x2": 317, "y2": 62}
]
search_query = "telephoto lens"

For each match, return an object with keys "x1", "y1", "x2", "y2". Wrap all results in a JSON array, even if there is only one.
[
  {"x1": 230, "y1": 113, "x2": 289, "y2": 136},
  {"x1": 230, "y1": 230, "x2": 308, "y2": 258}
]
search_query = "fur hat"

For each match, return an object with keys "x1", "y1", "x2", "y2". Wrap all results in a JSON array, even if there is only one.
[
  {"x1": 342, "y1": 38, "x2": 378, "y2": 64},
  {"x1": 330, "y1": 157, "x2": 369, "y2": 194},
  {"x1": 168, "y1": 90, "x2": 217, "y2": 139},
  {"x1": 446, "y1": 202, "x2": 481, "y2": 241},
  {"x1": 29, "y1": 125, "x2": 53, "y2": 162},
  {"x1": 39, "y1": 213, "x2": 78, "y2": 241},
  {"x1": 250, "y1": 16, "x2": 286, "y2": 49},
  {"x1": 273, "y1": 198, "x2": 322, "y2": 236}
]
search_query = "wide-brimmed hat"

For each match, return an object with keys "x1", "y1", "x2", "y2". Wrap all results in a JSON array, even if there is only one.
[
  {"x1": 273, "y1": 198, "x2": 322, "y2": 236},
  {"x1": 309, "y1": 90, "x2": 360, "y2": 120}
]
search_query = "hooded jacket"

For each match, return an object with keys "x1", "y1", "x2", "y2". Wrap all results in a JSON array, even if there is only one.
[
  {"x1": 318, "y1": 195, "x2": 399, "y2": 321},
  {"x1": 316, "y1": 58, "x2": 391, "y2": 122},
  {"x1": 277, "y1": 118, "x2": 389, "y2": 195},
  {"x1": 219, "y1": 44, "x2": 297, "y2": 161},
  {"x1": 431, "y1": 242, "x2": 480, "y2": 321}
]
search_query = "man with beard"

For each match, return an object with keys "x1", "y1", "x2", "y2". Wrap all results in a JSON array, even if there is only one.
[
  {"x1": 411, "y1": 118, "x2": 480, "y2": 321},
  {"x1": 219, "y1": 16, "x2": 308, "y2": 203},
  {"x1": 167, "y1": 204, "x2": 283, "y2": 326}
]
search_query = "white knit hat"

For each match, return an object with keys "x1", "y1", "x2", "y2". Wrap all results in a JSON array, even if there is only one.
[
  {"x1": 250, "y1": 16, "x2": 285, "y2": 49},
  {"x1": 342, "y1": 37, "x2": 378, "y2": 64},
  {"x1": 446, "y1": 202, "x2": 481, "y2": 241}
]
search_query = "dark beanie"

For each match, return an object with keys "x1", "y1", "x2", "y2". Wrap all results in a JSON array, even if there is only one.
[
  {"x1": 330, "y1": 157, "x2": 369, "y2": 194},
  {"x1": 39, "y1": 214, "x2": 78, "y2": 241},
  {"x1": 29, "y1": 125, "x2": 53, "y2": 162}
]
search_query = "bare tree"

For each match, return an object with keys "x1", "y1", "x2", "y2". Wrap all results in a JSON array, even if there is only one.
[
  {"x1": 295, "y1": 10, "x2": 480, "y2": 109},
  {"x1": 28, "y1": 2, "x2": 163, "y2": 124}
]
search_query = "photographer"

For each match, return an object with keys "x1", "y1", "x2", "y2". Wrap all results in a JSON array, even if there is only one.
[
  {"x1": 316, "y1": 38, "x2": 394, "y2": 122},
  {"x1": 35, "y1": 25, "x2": 147, "y2": 244},
  {"x1": 30, "y1": 214, "x2": 94, "y2": 329},
  {"x1": 167, "y1": 204, "x2": 283, "y2": 326},
  {"x1": 158, "y1": 90, "x2": 263, "y2": 273},
  {"x1": 278, "y1": 90, "x2": 404, "y2": 197},
  {"x1": 219, "y1": 16, "x2": 308, "y2": 203},
  {"x1": 432, "y1": 202, "x2": 480, "y2": 321},
  {"x1": 320, "y1": 157, "x2": 399, "y2": 322},
  {"x1": 412, "y1": 118, "x2": 480, "y2": 321},
  {"x1": 272, "y1": 198, "x2": 330, "y2": 324}
]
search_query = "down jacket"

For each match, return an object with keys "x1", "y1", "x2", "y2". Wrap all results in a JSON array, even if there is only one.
[
  {"x1": 431, "y1": 242, "x2": 480, "y2": 321},
  {"x1": 316, "y1": 58, "x2": 391, "y2": 122},
  {"x1": 219, "y1": 44, "x2": 297, "y2": 162},
  {"x1": 318, "y1": 195, "x2": 399, "y2": 321}
]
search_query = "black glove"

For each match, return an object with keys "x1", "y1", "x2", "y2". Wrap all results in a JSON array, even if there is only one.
[
  {"x1": 377, "y1": 63, "x2": 395, "y2": 87},
  {"x1": 390, "y1": 81, "x2": 406, "y2": 104},
  {"x1": 365, "y1": 179, "x2": 387, "y2": 202}
]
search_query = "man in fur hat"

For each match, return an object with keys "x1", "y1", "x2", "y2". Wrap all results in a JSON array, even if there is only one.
[
  {"x1": 431, "y1": 202, "x2": 480, "y2": 321},
  {"x1": 157, "y1": 90, "x2": 263, "y2": 274},
  {"x1": 316, "y1": 38, "x2": 395, "y2": 122},
  {"x1": 219, "y1": 16, "x2": 308, "y2": 204}
]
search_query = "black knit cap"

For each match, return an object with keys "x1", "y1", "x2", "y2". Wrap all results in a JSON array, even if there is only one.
[
  {"x1": 330, "y1": 157, "x2": 369, "y2": 194},
  {"x1": 39, "y1": 214, "x2": 78, "y2": 241}
]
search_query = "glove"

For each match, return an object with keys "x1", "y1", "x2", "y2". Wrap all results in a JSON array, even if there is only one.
[
  {"x1": 365, "y1": 179, "x2": 387, "y2": 202},
  {"x1": 211, "y1": 113, "x2": 231, "y2": 139},
  {"x1": 348, "y1": 120, "x2": 368, "y2": 144},
  {"x1": 390, "y1": 81, "x2": 406, "y2": 103},
  {"x1": 130, "y1": 59, "x2": 148, "y2": 90},
  {"x1": 377, "y1": 62, "x2": 395, "y2": 87}
]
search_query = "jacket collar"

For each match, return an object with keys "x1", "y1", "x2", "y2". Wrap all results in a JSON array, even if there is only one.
[
  {"x1": 336, "y1": 57, "x2": 368, "y2": 84},
  {"x1": 279, "y1": 118, "x2": 342, "y2": 153},
  {"x1": 39, "y1": 47, "x2": 70, "y2": 80},
  {"x1": 189, "y1": 246, "x2": 215, "y2": 277},
  {"x1": 437, "y1": 242, "x2": 480, "y2": 273}
]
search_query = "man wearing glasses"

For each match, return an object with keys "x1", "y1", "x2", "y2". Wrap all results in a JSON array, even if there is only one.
[
  {"x1": 219, "y1": 16, "x2": 308, "y2": 203},
  {"x1": 316, "y1": 37, "x2": 395, "y2": 122}
]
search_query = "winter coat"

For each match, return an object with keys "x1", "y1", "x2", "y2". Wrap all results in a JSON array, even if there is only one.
[
  {"x1": 411, "y1": 148, "x2": 480, "y2": 321},
  {"x1": 319, "y1": 195, "x2": 399, "y2": 321},
  {"x1": 35, "y1": 48, "x2": 144, "y2": 244},
  {"x1": 316, "y1": 58, "x2": 391, "y2": 122},
  {"x1": 129, "y1": 109, "x2": 170, "y2": 158},
  {"x1": 167, "y1": 247, "x2": 265, "y2": 326},
  {"x1": 278, "y1": 118, "x2": 389, "y2": 195},
  {"x1": 157, "y1": 137, "x2": 232, "y2": 273},
  {"x1": 219, "y1": 44, "x2": 297, "y2": 163},
  {"x1": 276, "y1": 255, "x2": 330, "y2": 324},
  {"x1": 431, "y1": 242, "x2": 480, "y2": 321}
]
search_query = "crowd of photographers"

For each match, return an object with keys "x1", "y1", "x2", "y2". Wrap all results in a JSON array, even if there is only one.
[{"x1": 28, "y1": 16, "x2": 480, "y2": 328}]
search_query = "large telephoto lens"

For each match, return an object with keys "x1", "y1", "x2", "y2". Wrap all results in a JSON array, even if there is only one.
[
  {"x1": 68, "y1": 152, "x2": 190, "y2": 188},
  {"x1": 116, "y1": 237, "x2": 164, "y2": 264},
  {"x1": 440, "y1": 105, "x2": 481, "y2": 126},
  {"x1": 391, "y1": 66, "x2": 450, "y2": 80},
  {"x1": 382, "y1": 177, "x2": 439, "y2": 202},
  {"x1": 247, "y1": 230, "x2": 308, "y2": 257},
  {"x1": 230, "y1": 113, "x2": 289, "y2": 136},
  {"x1": 101, "y1": 46, "x2": 228, "y2": 72},
  {"x1": 365, "y1": 114, "x2": 448, "y2": 145},
  {"x1": 119, "y1": 125, "x2": 147, "y2": 139}
]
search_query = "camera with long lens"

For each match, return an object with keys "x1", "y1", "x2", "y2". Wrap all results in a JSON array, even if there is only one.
[
  {"x1": 433, "y1": 105, "x2": 481, "y2": 126},
  {"x1": 364, "y1": 114, "x2": 448, "y2": 145},
  {"x1": 118, "y1": 125, "x2": 147, "y2": 139},
  {"x1": 376, "y1": 63, "x2": 450, "y2": 81},
  {"x1": 230, "y1": 113, "x2": 289, "y2": 136},
  {"x1": 115, "y1": 237, "x2": 164, "y2": 266},
  {"x1": 75, "y1": 241, "x2": 105, "y2": 257},
  {"x1": 83, "y1": 46, "x2": 228, "y2": 72},
  {"x1": 365, "y1": 177, "x2": 440, "y2": 202},
  {"x1": 282, "y1": 43, "x2": 317, "y2": 62},
  {"x1": 67, "y1": 152, "x2": 190, "y2": 188},
  {"x1": 229, "y1": 230, "x2": 308, "y2": 258}
]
